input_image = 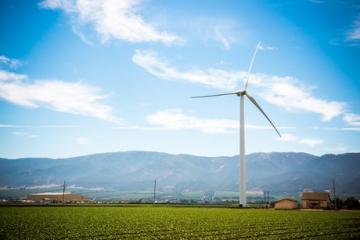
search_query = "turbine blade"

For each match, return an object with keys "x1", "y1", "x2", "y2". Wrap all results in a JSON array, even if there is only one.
[
  {"x1": 246, "y1": 93, "x2": 282, "y2": 138},
  {"x1": 191, "y1": 92, "x2": 239, "y2": 98},
  {"x1": 244, "y1": 42, "x2": 261, "y2": 91}
]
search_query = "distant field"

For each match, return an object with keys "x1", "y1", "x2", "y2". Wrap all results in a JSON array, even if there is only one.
[
  {"x1": 0, "y1": 188, "x2": 294, "y2": 202},
  {"x1": 0, "y1": 206, "x2": 360, "y2": 239}
]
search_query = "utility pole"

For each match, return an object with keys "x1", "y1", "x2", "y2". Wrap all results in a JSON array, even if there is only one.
[
  {"x1": 263, "y1": 191, "x2": 268, "y2": 207},
  {"x1": 332, "y1": 178, "x2": 337, "y2": 209},
  {"x1": 266, "y1": 191, "x2": 268, "y2": 207},
  {"x1": 263, "y1": 191, "x2": 266, "y2": 206},
  {"x1": 153, "y1": 179, "x2": 157, "y2": 204},
  {"x1": 62, "y1": 180, "x2": 66, "y2": 204}
]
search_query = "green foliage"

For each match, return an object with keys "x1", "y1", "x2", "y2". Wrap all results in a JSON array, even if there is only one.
[
  {"x1": 331, "y1": 197, "x2": 360, "y2": 210},
  {"x1": 0, "y1": 206, "x2": 359, "y2": 239},
  {"x1": 331, "y1": 197, "x2": 343, "y2": 209},
  {"x1": 344, "y1": 197, "x2": 360, "y2": 210}
]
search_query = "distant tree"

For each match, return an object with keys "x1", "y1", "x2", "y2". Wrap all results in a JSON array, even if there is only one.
[
  {"x1": 204, "y1": 191, "x2": 215, "y2": 202},
  {"x1": 213, "y1": 197, "x2": 222, "y2": 203},
  {"x1": 331, "y1": 197, "x2": 344, "y2": 209},
  {"x1": 344, "y1": 197, "x2": 360, "y2": 210}
]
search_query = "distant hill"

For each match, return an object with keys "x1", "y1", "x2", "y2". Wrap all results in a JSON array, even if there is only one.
[{"x1": 0, "y1": 151, "x2": 359, "y2": 198}]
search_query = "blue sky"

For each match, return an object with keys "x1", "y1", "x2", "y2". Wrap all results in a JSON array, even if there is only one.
[{"x1": 0, "y1": 0, "x2": 359, "y2": 158}]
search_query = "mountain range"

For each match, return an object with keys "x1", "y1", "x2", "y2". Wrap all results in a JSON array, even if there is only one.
[{"x1": 0, "y1": 151, "x2": 359, "y2": 199}]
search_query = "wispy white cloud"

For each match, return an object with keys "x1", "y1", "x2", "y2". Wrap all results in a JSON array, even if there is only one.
[
  {"x1": 0, "y1": 70, "x2": 27, "y2": 81},
  {"x1": 113, "y1": 125, "x2": 166, "y2": 131},
  {"x1": 253, "y1": 75, "x2": 345, "y2": 121},
  {"x1": 336, "y1": 127, "x2": 360, "y2": 131},
  {"x1": 0, "y1": 70, "x2": 121, "y2": 124},
  {"x1": 71, "y1": 25, "x2": 96, "y2": 46},
  {"x1": 133, "y1": 50, "x2": 346, "y2": 121},
  {"x1": 343, "y1": 113, "x2": 360, "y2": 126},
  {"x1": 347, "y1": 16, "x2": 360, "y2": 41},
  {"x1": 299, "y1": 138, "x2": 323, "y2": 147},
  {"x1": 0, "y1": 124, "x2": 14, "y2": 128},
  {"x1": 0, "y1": 55, "x2": 21, "y2": 68},
  {"x1": 145, "y1": 108, "x2": 293, "y2": 134},
  {"x1": 214, "y1": 27, "x2": 232, "y2": 50},
  {"x1": 312, "y1": 126, "x2": 360, "y2": 132},
  {"x1": 13, "y1": 131, "x2": 38, "y2": 138},
  {"x1": 76, "y1": 136, "x2": 89, "y2": 145},
  {"x1": 39, "y1": 0, "x2": 182, "y2": 44},
  {"x1": 25, "y1": 184, "x2": 60, "y2": 189},
  {"x1": 258, "y1": 43, "x2": 277, "y2": 51},
  {"x1": 279, "y1": 133, "x2": 298, "y2": 142},
  {"x1": 191, "y1": 18, "x2": 239, "y2": 50},
  {"x1": 67, "y1": 185, "x2": 104, "y2": 191},
  {"x1": 332, "y1": 143, "x2": 347, "y2": 153},
  {"x1": 146, "y1": 108, "x2": 237, "y2": 134},
  {"x1": 0, "y1": 124, "x2": 80, "y2": 128},
  {"x1": 137, "y1": 102, "x2": 152, "y2": 108},
  {"x1": 132, "y1": 49, "x2": 243, "y2": 90},
  {"x1": 278, "y1": 133, "x2": 323, "y2": 147}
]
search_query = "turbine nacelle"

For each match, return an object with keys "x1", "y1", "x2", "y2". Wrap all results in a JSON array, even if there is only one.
[{"x1": 237, "y1": 91, "x2": 246, "y2": 96}]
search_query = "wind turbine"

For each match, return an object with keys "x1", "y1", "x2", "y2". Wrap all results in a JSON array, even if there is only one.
[{"x1": 192, "y1": 42, "x2": 281, "y2": 207}]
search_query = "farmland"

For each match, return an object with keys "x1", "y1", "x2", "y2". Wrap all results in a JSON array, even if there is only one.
[{"x1": 0, "y1": 206, "x2": 359, "y2": 239}]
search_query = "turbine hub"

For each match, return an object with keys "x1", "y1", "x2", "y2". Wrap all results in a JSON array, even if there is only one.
[{"x1": 237, "y1": 91, "x2": 246, "y2": 96}]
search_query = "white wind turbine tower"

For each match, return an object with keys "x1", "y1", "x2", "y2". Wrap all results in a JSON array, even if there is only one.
[{"x1": 192, "y1": 42, "x2": 281, "y2": 207}]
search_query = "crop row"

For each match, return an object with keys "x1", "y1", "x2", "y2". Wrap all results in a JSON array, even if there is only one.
[{"x1": 0, "y1": 207, "x2": 359, "y2": 239}]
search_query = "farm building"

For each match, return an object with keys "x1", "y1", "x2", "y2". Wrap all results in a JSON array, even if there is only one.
[
  {"x1": 27, "y1": 192, "x2": 89, "y2": 203},
  {"x1": 302, "y1": 192, "x2": 330, "y2": 209},
  {"x1": 274, "y1": 198, "x2": 298, "y2": 209}
]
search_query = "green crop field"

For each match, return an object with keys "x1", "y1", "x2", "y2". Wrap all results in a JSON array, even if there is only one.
[{"x1": 0, "y1": 206, "x2": 359, "y2": 239}]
